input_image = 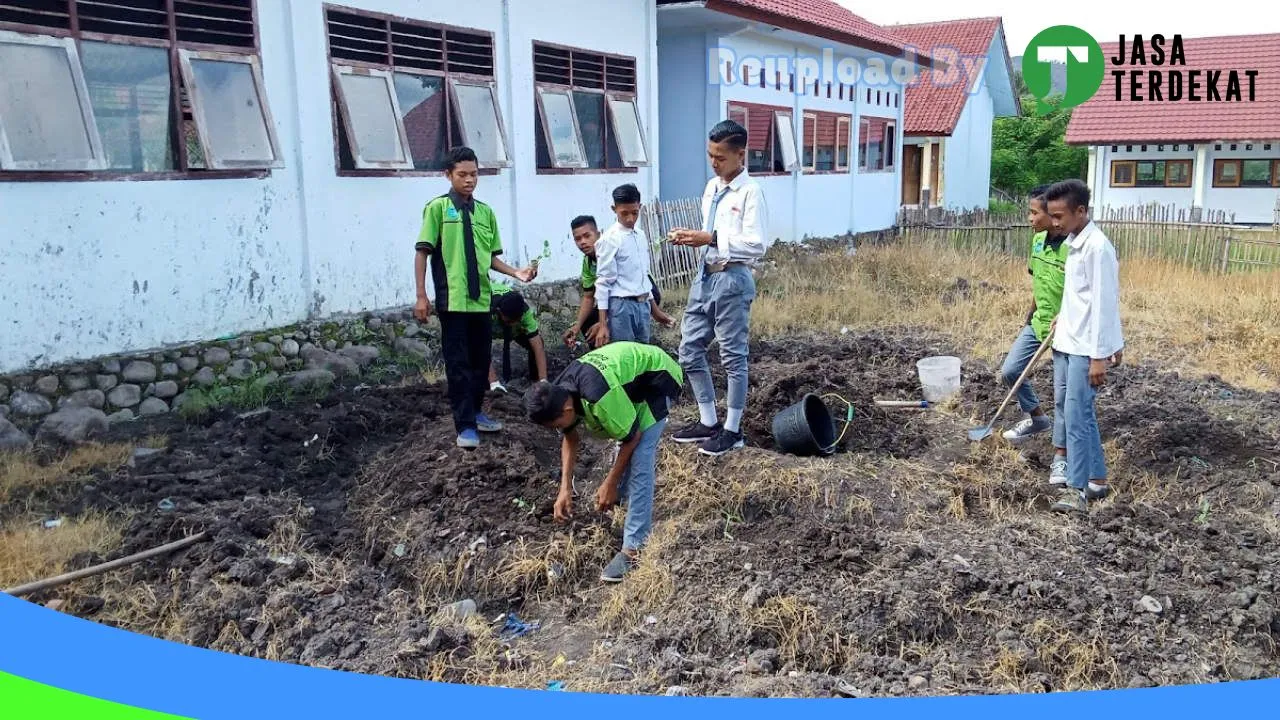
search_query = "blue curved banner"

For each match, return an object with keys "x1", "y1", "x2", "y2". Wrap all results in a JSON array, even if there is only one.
[{"x1": 0, "y1": 594, "x2": 1275, "y2": 718}]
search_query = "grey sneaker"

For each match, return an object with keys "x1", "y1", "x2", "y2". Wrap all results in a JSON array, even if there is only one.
[
  {"x1": 600, "y1": 551, "x2": 637, "y2": 583},
  {"x1": 1050, "y1": 488, "x2": 1088, "y2": 514},
  {"x1": 1003, "y1": 414, "x2": 1052, "y2": 443},
  {"x1": 476, "y1": 413, "x2": 503, "y2": 433},
  {"x1": 1048, "y1": 457, "x2": 1068, "y2": 486},
  {"x1": 1086, "y1": 482, "x2": 1111, "y2": 500}
]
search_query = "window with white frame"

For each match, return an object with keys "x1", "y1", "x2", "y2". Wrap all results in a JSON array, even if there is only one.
[
  {"x1": 726, "y1": 101, "x2": 798, "y2": 175},
  {"x1": 801, "y1": 110, "x2": 851, "y2": 173},
  {"x1": 325, "y1": 6, "x2": 509, "y2": 173},
  {"x1": 859, "y1": 116, "x2": 895, "y2": 172},
  {"x1": 533, "y1": 42, "x2": 647, "y2": 172},
  {"x1": 0, "y1": 1, "x2": 280, "y2": 178}
]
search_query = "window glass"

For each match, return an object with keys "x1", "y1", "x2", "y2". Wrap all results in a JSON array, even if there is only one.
[
  {"x1": 1242, "y1": 159, "x2": 1271, "y2": 186},
  {"x1": 338, "y1": 72, "x2": 405, "y2": 164},
  {"x1": 0, "y1": 39, "x2": 95, "y2": 167},
  {"x1": 572, "y1": 91, "x2": 604, "y2": 168},
  {"x1": 453, "y1": 81, "x2": 507, "y2": 165},
  {"x1": 82, "y1": 41, "x2": 173, "y2": 172},
  {"x1": 607, "y1": 97, "x2": 646, "y2": 165},
  {"x1": 188, "y1": 58, "x2": 274, "y2": 164},
  {"x1": 774, "y1": 113, "x2": 797, "y2": 171},
  {"x1": 539, "y1": 89, "x2": 585, "y2": 167},
  {"x1": 393, "y1": 73, "x2": 446, "y2": 170}
]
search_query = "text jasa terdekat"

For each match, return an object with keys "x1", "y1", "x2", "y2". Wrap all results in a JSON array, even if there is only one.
[{"x1": 1112, "y1": 34, "x2": 1259, "y2": 102}]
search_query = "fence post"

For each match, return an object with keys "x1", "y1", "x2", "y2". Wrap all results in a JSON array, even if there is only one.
[{"x1": 1220, "y1": 235, "x2": 1232, "y2": 273}]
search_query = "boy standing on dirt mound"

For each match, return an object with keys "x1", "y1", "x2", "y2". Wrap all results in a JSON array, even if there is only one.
[
  {"x1": 1001, "y1": 185, "x2": 1068, "y2": 458},
  {"x1": 1042, "y1": 179, "x2": 1124, "y2": 514},
  {"x1": 523, "y1": 342, "x2": 683, "y2": 583},
  {"x1": 668, "y1": 119, "x2": 770, "y2": 457},
  {"x1": 413, "y1": 146, "x2": 536, "y2": 450},
  {"x1": 562, "y1": 215, "x2": 675, "y2": 349},
  {"x1": 487, "y1": 283, "x2": 548, "y2": 393}
]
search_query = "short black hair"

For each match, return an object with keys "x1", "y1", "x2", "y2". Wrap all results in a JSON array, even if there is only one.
[
  {"x1": 495, "y1": 290, "x2": 528, "y2": 320},
  {"x1": 709, "y1": 120, "x2": 748, "y2": 151},
  {"x1": 612, "y1": 183, "x2": 642, "y2": 205},
  {"x1": 570, "y1": 215, "x2": 597, "y2": 231},
  {"x1": 524, "y1": 381, "x2": 570, "y2": 426},
  {"x1": 1044, "y1": 179, "x2": 1090, "y2": 211},
  {"x1": 1029, "y1": 184, "x2": 1052, "y2": 199},
  {"x1": 445, "y1": 146, "x2": 478, "y2": 171}
]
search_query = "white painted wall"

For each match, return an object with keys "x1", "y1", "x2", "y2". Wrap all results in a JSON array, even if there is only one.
[
  {"x1": 0, "y1": 0, "x2": 660, "y2": 372},
  {"x1": 942, "y1": 80, "x2": 994, "y2": 212},
  {"x1": 1093, "y1": 142, "x2": 1280, "y2": 224}
]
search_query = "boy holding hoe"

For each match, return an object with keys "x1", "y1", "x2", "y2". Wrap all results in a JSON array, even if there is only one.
[{"x1": 414, "y1": 146, "x2": 536, "y2": 450}]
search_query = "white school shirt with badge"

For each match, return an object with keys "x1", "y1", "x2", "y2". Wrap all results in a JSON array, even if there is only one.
[
  {"x1": 1052, "y1": 221, "x2": 1124, "y2": 360},
  {"x1": 701, "y1": 169, "x2": 770, "y2": 265}
]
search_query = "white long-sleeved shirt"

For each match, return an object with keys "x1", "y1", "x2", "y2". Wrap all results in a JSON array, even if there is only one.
[
  {"x1": 1052, "y1": 221, "x2": 1124, "y2": 360},
  {"x1": 701, "y1": 169, "x2": 770, "y2": 265},
  {"x1": 594, "y1": 221, "x2": 652, "y2": 311}
]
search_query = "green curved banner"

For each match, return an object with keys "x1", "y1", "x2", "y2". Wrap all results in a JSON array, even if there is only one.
[{"x1": 0, "y1": 671, "x2": 192, "y2": 719}]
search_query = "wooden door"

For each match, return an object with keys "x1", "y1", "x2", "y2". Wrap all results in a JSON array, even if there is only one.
[{"x1": 902, "y1": 144, "x2": 921, "y2": 205}]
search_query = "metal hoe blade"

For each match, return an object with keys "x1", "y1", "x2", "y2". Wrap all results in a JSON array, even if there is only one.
[{"x1": 967, "y1": 425, "x2": 995, "y2": 442}]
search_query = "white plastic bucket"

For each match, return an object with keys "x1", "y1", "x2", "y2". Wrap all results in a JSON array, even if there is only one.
[{"x1": 916, "y1": 356, "x2": 961, "y2": 403}]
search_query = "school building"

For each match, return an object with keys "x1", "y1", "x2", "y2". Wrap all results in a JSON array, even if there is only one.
[{"x1": 1066, "y1": 33, "x2": 1280, "y2": 225}]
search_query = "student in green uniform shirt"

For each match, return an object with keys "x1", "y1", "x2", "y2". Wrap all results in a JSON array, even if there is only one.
[
  {"x1": 1000, "y1": 184, "x2": 1068, "y2": 455},
  {"x1": 523, "y1": 342, "x2": 683, "y2": 583},
  {"x1": 487, "y1": 283, "x2": 548, "y2": 392},
  {"x1": 561, "y1": 215, "x2": 675, "y2": 349},
  {"x1": 414, "y1": 146, "x2": 536, "y2": 449}
]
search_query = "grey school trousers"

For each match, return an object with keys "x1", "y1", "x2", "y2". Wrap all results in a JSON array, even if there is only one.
[{"x1": 678, "y1": 264, "x2": 755, "y2": 414}]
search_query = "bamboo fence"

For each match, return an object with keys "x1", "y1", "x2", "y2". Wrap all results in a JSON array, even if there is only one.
[{"x1": 640, "y1": 197, "x2": 704, "y2": 292}]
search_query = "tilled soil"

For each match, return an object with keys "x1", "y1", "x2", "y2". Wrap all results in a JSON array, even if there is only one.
[{"x1": 28, "y1": 330, "x2": 1280, "y2": 697}]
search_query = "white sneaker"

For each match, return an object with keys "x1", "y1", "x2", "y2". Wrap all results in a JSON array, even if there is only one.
[
  {"x1": 1002, "y1": 415, "x2": 1052, "y2": 444},
  {"x1": 1048, "y1": 457, "x2": 1068, "y2": 486}
]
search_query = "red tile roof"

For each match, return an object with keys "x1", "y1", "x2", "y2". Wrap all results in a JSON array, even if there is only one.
[
  {"x1": 702, "y1": 0, "x2": 936, "y2": 66},
  {"x1": 888, "y1": 17, "x2": 1004, "y2": 136},
  {"x1": 1065, "y1": 33, "x2": 1280, "y2": 144}
]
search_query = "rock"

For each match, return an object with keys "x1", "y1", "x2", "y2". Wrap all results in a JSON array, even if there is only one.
[
  {"x1": 161, "y1": 362, "x2": 179, "y2": 378},
  {"x1": 338, "y1": 345, "x2": 381, "y2": 367},
  {"x1": 64, "y1": 375, "x2": 91, "y2": 391},
  {"x1": 138, "y1": 398, "x2": 169, "y2": 416},
  {"x1": 35, "y1": 375, "x2": 60, "y2": 394},
  {"x1": 107, "y1": 384, "x2": 142, "y2": 409},
  {"x1": 323, "y1": 340, "x2": 338, "y2": 352},
  {"x1": 268, "y1": 356, "x2": 288, "y2": 370},
  {"x1": 192, "y1": 367, "x2": 218, "y2": 387},
  {"x1": 153, "y1": 381, "x2": 179, "y2": 399},
  {"x1": 300, "y1": 342, "x2": 316, "y2": 356},
  {"x1": 58, "y1": 389, "x2": 106, "y2": 410},
  {"x1": 235, "y1": 347, "x2": 255, "y2": 359},
  {"x1": 268, "y1": 335, "x2": 284, "y2": 345},
  {"x1": 0, "y1": 416, "x2": 32, "y2": 452},
  {"x1": 0, "y1": 383, "x2": 8, "y2": 402},
  {"x1": 106, "y1": 409, "x2": 135, "y2": 424},
  {"x1": 280, "y1": 370, "x2": 335, "y2": 391},
  {"x1": 100, "y1": 358, "x2": 121, "y2": 374},
  {"x1": 746, "y1": 648, "x2": 779, "y2": 675},
  {"x1": 177, "y1": 357, "x2": 200, "y2": 372},
  {"x1": 171, "y1": 393, "x2": 190, "y2": 412},
  {"x1": 438, "y1": 599, "x2": 477, "y2": 621},
  {"x1": 394, "y1": 338, "x2": 431, "y2": 359},
  {"x1": 995, "y1": 629, "x2": 1019, "y2": 642},
  {"x1": 130, "y1": 447, "x2": 165, "y2": 465},
  {"x1": 9, "y1": 391, "x2": 53, "y2": 417},
  {"x1": 37, "y1": 407, "x2": 109, "y2": 444},
  {"x1": 908, "y1": 675, "x2": 929, "y2": 690},
  {"x1": 304, "y1": 350, "x2": 359, "y2": 378},
  {"x1": 254, "y1": 342, "x2": 276, "y2": 356},
  {"x1": 603, "y1": 664, "x2": 634, "y2": 682},
  {"x1": 664, "y1": 686, "x2": 688, "y2": 697},
  {"x1": 368, "y1": 318, "x2": 383, "y2": 330},
  {"x1": 292, "y1": 331, "x2": 307, "y2": 342},
  {"x1": 280, "y1": 339, "x2": 300, "y2": 357},
  {"x1": 1228, "y1": 588, "x2": 1257, "y2": 609},
  {"x1": 1138, "y1": 595, "x2": 1164, "y2": 614},
  {"x1": 122, "y1": 361, "x2": 157, "y2": 384},
  {"x1": 204, "y1": 347, "x2": 232, "y2": 366},
  {"x1": 742, "y1": 585, "x2": 765, "y2": 608},
  {"x1": 94, "y1": 374, "x2": 118, "y2": 391},
  {"x1": 225, "y1": 359, "x2": 256, "y2": 381}
]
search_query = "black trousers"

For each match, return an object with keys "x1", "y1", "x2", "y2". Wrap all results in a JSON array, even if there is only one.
[
  {"x1": 439, "y1": 311, "x2": 491, "y2": 433},
  {"x1": 500, "y1": 335, "x2": 539, "y2": 383}
]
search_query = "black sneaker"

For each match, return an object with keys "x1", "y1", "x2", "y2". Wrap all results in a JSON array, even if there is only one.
[
  {"x1": 699, "y1": 429, "x2": 745, "y2": 457},
  {"x1": 671, "y1": 420, "x2": 721, "y2": 444}
]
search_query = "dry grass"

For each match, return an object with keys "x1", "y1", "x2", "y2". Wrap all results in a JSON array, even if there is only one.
[
  {"x1": 0, "y1": 442, "x2": 132, "y2": 505},
  {"x1": 0, "y1": 511, "x2": 124, "y2": 588},
  {"x1": 740, "y1": 243, "x2": 1280, "y2": 391}
]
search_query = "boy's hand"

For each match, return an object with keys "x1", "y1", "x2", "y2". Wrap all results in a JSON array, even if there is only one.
[
  {"x1": 553, "y1": 490, "x2": 573, "y2": 522},
  {"x1": 593, "y1": 324, "x2": 610, "y2": 348},
  {"x1": 595, "y1": 482, "x2": 619, "y2": 513},
  {"x1": 414, "y1": 297, "x2": 432, "y2": 321},
  {"x1": 1089, "y1": 359, "x2": 1109, "y2": 387},
  {"x1": 514, "y1": 266, "x2": 536, "y2": 283},
  {"x1": 1111, "y1": 350, "x2": 1124, "y2": 367},
  {"x1": 671, "y1": 230, "x2": 713, "y2": 247},
  {"x1": 655, "y1": 309, "x2": 677, "y2": 328},
  {"x1": 562, "y1": 326, "x2": 579, "y2": 347}
]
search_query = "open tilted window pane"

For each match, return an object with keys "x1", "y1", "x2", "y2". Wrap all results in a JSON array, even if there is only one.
[
  {"x1": 333, "y1": 65, "x2": 412, "y2": 169},
  {"x1": 450, "y1": 78, "x2": 509, "y2": 167},
  {"x1": 835, "y1": 117, "x2": 850, "y2": 171},
  {"x1": 82, "y1": 41, "x2": 175, "y2": 172},
  {"x1": 606, "y1": 96, "x2": 648, "y2": 166},
  {"x1": 393, "y1": 72, "x2": 447, "y2": 171},
  {"x1": 0, "y1": 32, "x2": 105, "y2": 170},
  {"x1": 179, "y1": 50, "x2": 282, "y2": 170},
  {"x1": 774, "y1": 112, "x2": 798, "y2": 171},
  {"x1": 536, "y1": 87, "x2": 587, "y2": 169}
]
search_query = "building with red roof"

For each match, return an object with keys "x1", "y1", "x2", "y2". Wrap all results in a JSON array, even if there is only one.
[{"x1": 1066, "y1": 33, "x2": 1280, "y2": 224}]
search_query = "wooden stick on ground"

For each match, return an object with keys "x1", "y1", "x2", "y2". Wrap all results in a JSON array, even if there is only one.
[{"x1": 2, "y1": 531, "x2": 210, "y2": 598}]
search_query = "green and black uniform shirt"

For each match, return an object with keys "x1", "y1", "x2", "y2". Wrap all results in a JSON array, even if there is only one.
[
  {"x1": 556, "y1": 342, "x2": 683, "y2": 443},
  {"x1": 1027, "y1": 230, "x2": 1069, "y2": 341},
  {"x1": 580, "y1": 253, "x2": 597, "y2": 293},
  {"x1": 490, "y1": 282, "x2": 540, "y2": 341},
  {"x1": 416, "y1": 191, "x2": 503, "y2": 313}
]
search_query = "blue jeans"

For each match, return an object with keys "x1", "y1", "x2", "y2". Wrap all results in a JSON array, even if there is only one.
[
  {"x1": 617, "y1": 417, "x2": 666, "y2": 551},
  {"x1": 607, "y1": 297, "x2": 651, "y2": 344},
  {"x1": 1001, "y1": 325, "x2": 1045, "y2": 414},
  {"x1": 1053, "y1": 351, "x2": 1107, "y2": 490},
  {"x1": 679, "y1": 265, "x2": 755, "y2": 413}
]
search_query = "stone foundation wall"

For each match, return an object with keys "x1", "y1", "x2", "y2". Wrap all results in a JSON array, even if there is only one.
[{"x1": 0, "y1": 281, "x2": 582, "y2": 449}]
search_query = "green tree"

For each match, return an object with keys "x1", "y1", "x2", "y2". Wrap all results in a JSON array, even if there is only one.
[{"x1": 991, "y1": 86, "x2": 1088, "y2": 197}]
